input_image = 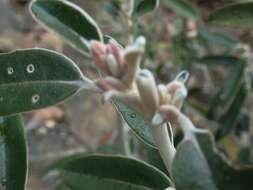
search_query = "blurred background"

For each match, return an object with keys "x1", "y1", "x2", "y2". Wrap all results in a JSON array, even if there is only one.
[{"x1": 0, "y1": 0, "x2": 253, "y2": 189}]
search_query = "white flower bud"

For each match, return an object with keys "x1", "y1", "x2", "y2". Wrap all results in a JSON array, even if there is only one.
[
  {"x1": 172, "y1": 87, "x2": 188, "y2": 109},
  {"x1": 136, "y1": 69, "x2": 159, "y2": 120},
  {"x1": 123, "y1": 36, "x2": 146, "y2": 87},
  {"x1": 158, "y1": 84, "x2": 172, "y2": 105}
]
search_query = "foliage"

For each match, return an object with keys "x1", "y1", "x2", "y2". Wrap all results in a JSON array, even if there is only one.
[{"x1": 0, "y1": 0, "x2": 253, "y2": 190}]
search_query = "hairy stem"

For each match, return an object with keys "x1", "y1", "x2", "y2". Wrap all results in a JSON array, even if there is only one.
[{"x1": 149, "y1": 123, "x2": 176, "y2": 173}]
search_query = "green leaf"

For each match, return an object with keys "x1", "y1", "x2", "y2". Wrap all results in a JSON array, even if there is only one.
[
  {"x1": 134, "y1": 0, "x2": 160, "y2": 16},
  {"x1": 197, "y1": 56, "x2": 240, "y2": 67},
  {"x1": 56, "y1": 172, "x2": 151, "y2": 190},
  {"x1": 198, "y1": 25, "x2": 239, "y2": 48},
  {"x1": 145, "y1": 145, "x2": 169, "y2": 176},
  {"x1": 113, "y1": 100, "x2": 157, "y2": 148},
  {"x1": 216, "y1": 83, "x2": 247, "y2": 140},
  {"x1": 208, "y1": 60, "x2": 245, "y2": 119},
  {"x1": 0, "y1": 48, "x2": 84, "y2": 116},
  {"x1": 197, "y1": 131, "x2": 253, "y2": 190},
  {"x1": 207, "y1": 2, "x2": 253, "y2": 28},
  {"x1": 172, "y1": 136, "x2": 218, "y2": 190},
  {"x1": 30, "y1": 0, "x2": 103, "y2": 56},
  {"x1": 0, "y1": 115, "x2": 27, "y2": 190},
  {"x1": 162, "y1": 0, "x2": 200, "y2": 20},
  {"x1": 172, "y1": 130, "x2": 253, "y2": 190},
  {"x1": 47, "y1": 154, "x2": 172, "y2": 190},
  {"x1": 105, "y1": 0, "x2": 121, "y2": 17}
]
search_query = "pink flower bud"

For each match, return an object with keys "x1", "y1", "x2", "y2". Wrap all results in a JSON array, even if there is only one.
[
  {"x1": 90, "y1": 40, "x2": 109, "y2": 73},
  {"x1": 106, "y1": 40, "x2": 124, "y2": 69},
  {"x1": 166, "y1": 81, "x2": 187, "y2": 109}
]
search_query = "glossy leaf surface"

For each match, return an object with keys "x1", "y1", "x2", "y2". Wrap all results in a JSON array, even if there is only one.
[
  {"x1": 0, "y1": 115, "x2": 27, "y2": 190},
  {"x1": 207, "y1": 2, "x2": 253, "y2": 28},
  {"x1": 114, "y1": 101, "x2": 156, "y2": 148},
  {"x1": 30, "y1": 0, "x2": 103, "y2": 55},
  {"x1": 47, "y1": 154, "x2": 172, "y2": 190},
  {"x1": 0, "y1": 49, "x2": 84, "y2": 116}
]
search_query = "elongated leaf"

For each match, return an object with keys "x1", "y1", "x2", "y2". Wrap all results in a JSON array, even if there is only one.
[
  {"x1": 145, "y1": 145, "x2": 169, "y2": 176},
  {"x1": 198, "y1": 25, "x2": 239, "y2": 48},
  {"x1": 30, "y1": 0, "x2": 103, "y2": 56},
  {"x1": 113, "y1": 101, "x2": 156, "y2": 148},
  {"x1": 198, "y1": 56, "x2": 240, "y2": 67},
  {"x1": 46, "y1": 154, "x2": 172, "y2": 190},
  {"x1": 208, "y1": 60, "x2": 245, "y2": 119},
  {"x1": 134, "y1": 0, "x2": 160, "y2": 16},
  {"x1": 0, "y1": 48, "x2": 84, "y2": 116},
  {"x1": 56, "y1": 172, "x2": 151, "y2": 190},
  {"x1": 162, "y1": 0, "x2": 199, "y2": 20},
  {"x1": 0, "y1": 115, "x2": 27, "y2": 190},
  {"x1": 207, "y1": 2, "x2": 253, "y2": 28},
  {"x1": 216, "y1": 83, "x2": 247, "y2": 140},
  {"x1": 172, "y1": 130, "x2": 253, "y2": 190}
]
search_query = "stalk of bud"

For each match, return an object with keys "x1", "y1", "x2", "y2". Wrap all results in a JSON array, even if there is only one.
[{"x1": 149, "y1": 123, "x2": 176, "y2": 173}]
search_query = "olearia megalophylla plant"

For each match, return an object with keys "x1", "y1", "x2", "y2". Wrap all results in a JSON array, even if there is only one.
[{"x1": 80, "y1": 35, "x2": 200, "y2": 173}]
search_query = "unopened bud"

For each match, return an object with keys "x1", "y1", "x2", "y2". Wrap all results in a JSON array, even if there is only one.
[
  {"x1": 136, "y1": 69, "x2": 159, "y2": 119},
  {"x1": 106, "y1": 40, "x2": 124, "y2": 69},
  {"x1": 106, "y1": 54, "x2": 121, "y2": 77},
  {"x1": 123, "y1": 36, "x2": 146, "y2": 86},
  {"x1": 90, "y1": 41, "x2": 108, "y2": 73},
  {"x1": 166, "y1": 81, "x2": 187, "y2": 109},
  {"x1": 158, "y1": 84, "x2": 172, "y2": 105},
  {"x1": 172, "y1": 87, "x2": 188, "y2": 109}
]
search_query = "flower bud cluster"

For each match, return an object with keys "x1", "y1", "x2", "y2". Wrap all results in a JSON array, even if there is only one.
[{"x1": 89, "y1": 36, "x2": 189, "y2": 126}]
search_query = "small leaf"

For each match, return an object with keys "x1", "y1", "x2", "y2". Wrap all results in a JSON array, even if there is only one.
[
  {"x1": 134, "y1": 0, "x2": 160, "y2": 16},
  {"x1": 162, "y1": 0, "x2": 200, "y2": 20},
  {"x1": 46, "y1": 154, "x2": 172, "y2": 190},
  {"x1": 207, "y1": 2, "x2": 253, "y2": 28},
  {"x1": 0, "y1": 48, "x2": 84, "y2": 116},
  {"x1": 30, "y1": 0, "x2": 103, "y2": 56},
  {"x1": 113, "y1": 100, "x2": 157, "y2": 148},
  {"x1": 0, "y1": 115, "x2": 27, "y2": 190}
]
